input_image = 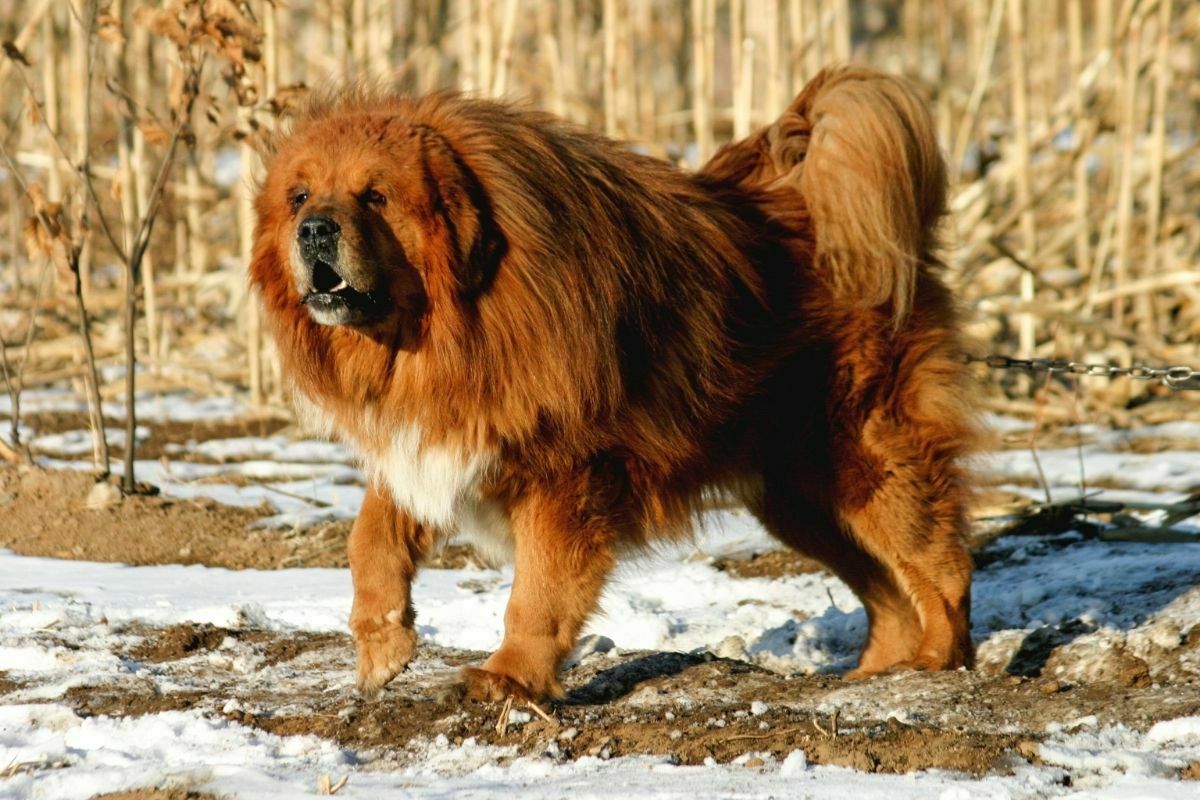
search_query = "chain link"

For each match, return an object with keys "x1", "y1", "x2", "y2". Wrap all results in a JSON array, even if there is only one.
[{"x1": 963, "y1": 354, "x2": 1200, "y2": 391}]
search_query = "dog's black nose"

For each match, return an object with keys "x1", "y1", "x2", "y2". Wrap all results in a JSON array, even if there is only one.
[{"x1": 298, "y1": 215, "x2": 340, "y2": 243}]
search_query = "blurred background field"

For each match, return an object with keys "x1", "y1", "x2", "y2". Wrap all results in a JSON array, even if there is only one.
[{"x1": 1, "y1": 0, "x2": 1198, "y2": 477}]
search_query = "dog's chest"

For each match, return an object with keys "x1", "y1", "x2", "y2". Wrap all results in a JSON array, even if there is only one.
[
  {"x1": 295, "y1": 394, "x2": 511, "y2": 551},
  {"x1": 372, "y1": 425, "x2": 491, "y2": 529}
]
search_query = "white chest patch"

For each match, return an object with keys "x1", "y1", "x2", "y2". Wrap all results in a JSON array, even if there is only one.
[
  {"x1": 372, "y1": 424, "x2": 492, "y2": 530},
  {"x1": 292, "y1": 392, "x2": 509, "y2": 543}
]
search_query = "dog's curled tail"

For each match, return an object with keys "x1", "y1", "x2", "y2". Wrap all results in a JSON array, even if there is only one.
[{"x1": 749, "y1": 66, "x2": 947, "y2": 321}]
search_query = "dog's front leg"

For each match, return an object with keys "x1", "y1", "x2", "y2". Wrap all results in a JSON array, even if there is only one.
[
  {"x1": 462, "y1": 488, "x2": 616, "y2": 703},
  {"x1": 349, "y1": 482, "x2": 434, "y2": 697}
]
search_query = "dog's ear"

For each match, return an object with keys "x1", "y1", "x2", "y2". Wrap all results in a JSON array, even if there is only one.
[
  {"x1": 455, "y1": 180, "x2": 506, "y2": 297},
  {"x1": 418, "y1": 129, "x2": 507, "y2": 297}
]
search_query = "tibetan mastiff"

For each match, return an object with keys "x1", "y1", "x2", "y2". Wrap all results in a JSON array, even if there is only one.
[{"x1": 251, "y1": 66, "x2": 977, "y2": 702}]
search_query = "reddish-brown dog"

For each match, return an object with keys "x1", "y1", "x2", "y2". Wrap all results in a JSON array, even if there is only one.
[{"x1": 250, "y1": 66, "x2": 977, "y2": 703}]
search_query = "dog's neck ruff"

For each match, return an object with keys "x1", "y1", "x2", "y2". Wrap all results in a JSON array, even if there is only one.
[{"x1": 293, "y1": 391, "x2": 495, "y2": 531}]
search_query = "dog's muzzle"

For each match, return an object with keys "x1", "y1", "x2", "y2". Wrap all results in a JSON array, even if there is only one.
[{"x1": 295, "y1": 214, "x2": 385, "y2": 326}]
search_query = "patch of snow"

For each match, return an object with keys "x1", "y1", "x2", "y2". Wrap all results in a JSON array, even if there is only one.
[
  {"x1": 982, "y1": 446, "x2": 1200, "y2": 492},
  {"x1": 31, "y1": 427, "x2": 148, "y2": 456}
]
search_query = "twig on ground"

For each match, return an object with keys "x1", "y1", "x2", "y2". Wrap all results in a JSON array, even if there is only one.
[
  {"x1": 526, "y1": 699, "x2": 556, "y2": 725},
  {"x1": 813, "y1": 709, "x2": 839, "y2": 738},
  {"x1": 724, "y1": 725, "x2": 806, "y2": 742},
  {"x1": 495, "y1": 694, "x2": 515, "y2": 736},
  {"x1": 316, "y1": 773, "x2": 348, "y2": 795}
]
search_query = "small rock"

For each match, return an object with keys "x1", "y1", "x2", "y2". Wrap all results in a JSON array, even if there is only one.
[
  {"x1": 1150, "y1": 622, "x2": 1184, "y2": 650},
  {"x1": 750, "y1": 700, "x2": 769, "y2": 716},
  {"x1": 586, "y1": 736, "x2": 612, "y2": 756},
  {"x1": 557, "y1": 727, "x2": 578, "y2": 741},
  {"x1": 506, "y1": 708, "x2": 532, "y2": 727},
  {"x1": 1039, "y1": 680, "x2": 1062, "y2": 695},
  {"x1": 563, "y1": 634, "x2": 616, "y2": 669},
  {"x1": 86, "y1": 481, "x2": 122, "y2": 510},
  {"x1": 1119, "y1": 657, "x2": 1152, "y2": 688},
  {"x1": 780, "y1": 749, "x2": 807, "y2": 776},
  {"x1": 744, "y1": 756, "x2": 765, "y2": 768},
  {"x1": 1017, "y1": 740, "x2": 1041, "y2": 760},
  {"x1": 713, "y1": 635, "x2": 747, "y2": 661}
]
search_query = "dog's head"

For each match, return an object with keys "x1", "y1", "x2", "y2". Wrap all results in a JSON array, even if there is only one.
[{"x1": 254, "y1": 103, "x2": 505, "y2": 343}]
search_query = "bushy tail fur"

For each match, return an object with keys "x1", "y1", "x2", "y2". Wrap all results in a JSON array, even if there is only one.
[{"x1": 706, "y1": 65, "x2": 947, "y2": 321}]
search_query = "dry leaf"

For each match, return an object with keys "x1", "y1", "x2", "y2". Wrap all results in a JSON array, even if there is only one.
[
  {"x1": 22, "y1": 93, "x2": 42, "y2": 127},
  {"x1": 2, "y1": 41, "x2": 30, "y2": 66},
  {"x1": 109, "y1": 169, "x2": 124, "y2": 204},
  {"x1": 268, "y1": 83, "x2": 309, "y2": 115},
  {"x1": 138, "y1": 118, "x2": 171, "y2": 146},
  {"x1": 97, "y1": 11, "x2": 126, "y2": 47},
  {"x1": 134, "y1": 5, "x2": 190, "y2": 50},
  {"x1": 167, "y1": 66, "x2": 187, "y2": 117},
  {"x1": 23, "y1": 184, "x2": 75, "y2": 289}
]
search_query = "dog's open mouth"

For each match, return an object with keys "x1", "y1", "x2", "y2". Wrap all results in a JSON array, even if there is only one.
[{"x1": 301, "y1": 260, "x2": 384, "y2": 325}]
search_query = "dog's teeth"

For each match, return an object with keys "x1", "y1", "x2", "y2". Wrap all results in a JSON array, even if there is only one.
[{"x1": 330, "y1": 280, "x2": 348, "y2": 293}]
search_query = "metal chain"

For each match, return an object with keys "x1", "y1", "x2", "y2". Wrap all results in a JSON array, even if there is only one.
[{"x1": 963, "y1": 354, "x2": 1200, "y2": 391}]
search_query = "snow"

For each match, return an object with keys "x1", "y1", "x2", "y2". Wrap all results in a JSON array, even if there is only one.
[
  {"x1": 1147, "y1": 718, "x2": 1200, "y2": 746},
  {"x1": 0, "y1": 704, "x2": 1082, "y2": 800},
  {"x1": 984, "y1": 446, "x2": 1200, "y2": 492},
  {"x1": 29, "y1": 427, "x2": 149, "y2": 456},
  {"x1": 3, "y1": 396, "x2": 1200, "y2": 797}
]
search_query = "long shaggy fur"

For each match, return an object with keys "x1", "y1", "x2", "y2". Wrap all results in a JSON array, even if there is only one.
[{"x1": 251, "y1": 66, "x2": 978, "y2": 702}]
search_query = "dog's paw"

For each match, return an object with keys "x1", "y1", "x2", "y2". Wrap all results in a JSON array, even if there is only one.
[
  {"x1": 459, "y1": 665, "x2": 566, "y2": 704},
  {"x1": 845, "y1": 652, "x2": 960, "y2": 680},
  {"x1": 881, "y1": 652, "x2": 968, "y2": 673},
  {"x1": 460, "y1": 666, "x2": 536, "y2": 703},
  {"x1": 351, "y1": 611, "x2": 417, "y2": 698}
]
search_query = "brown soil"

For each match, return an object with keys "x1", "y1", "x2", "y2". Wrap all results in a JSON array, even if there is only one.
[
  {"x1": 127, "y1": 623, "x2": 242, "y2": 662},
  {"x1": 91, "y1": 791, "x2": 223, "y2": 800},
  {"x1": 0, "y1": 467, "x2": 506, "y2": 571},
  {"x1": 0, "y1": 672, "x2": 22, "y2": 694},
  {"x1": 712, "y1": 549, "x2": 825, "y2": 579},
  {"x1": 0, "y1": 466, "x2": 352, "y2": 569},
  {"x1": 19, "y1": 622, "x2": 1197, "y2": 780}
]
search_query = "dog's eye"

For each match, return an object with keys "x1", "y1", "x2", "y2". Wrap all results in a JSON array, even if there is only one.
[
  {"x1": 290, "y1": 191, "x2": 309, "y2": 214},
  {"x1": 361, "y1": 189, "x2": 386, "y2": 208}
]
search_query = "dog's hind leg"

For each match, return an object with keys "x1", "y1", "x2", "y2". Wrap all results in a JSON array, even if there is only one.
[
  {"x1": 461, "y1": 485, "x2": 616, "y2": 703},
  {"x1": 831, "y1": 419, "x2": 975, "y2": 675},
  {"x1": 751, "y1": 485, "x2": 926, "y2": 674}
]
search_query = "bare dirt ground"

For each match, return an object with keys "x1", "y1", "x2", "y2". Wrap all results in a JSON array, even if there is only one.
[{"x1": 2, "y1": 464, "x2": 1199, "y2": 790}]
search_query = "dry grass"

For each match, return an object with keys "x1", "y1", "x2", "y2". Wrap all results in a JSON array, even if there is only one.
[{"x1": 1, "y1": 0, "x2": 1198, "y2": 463}]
